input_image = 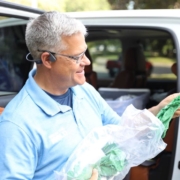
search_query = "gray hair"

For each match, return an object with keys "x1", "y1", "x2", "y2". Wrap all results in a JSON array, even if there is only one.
[{"x1": 25, "y1": 11, "x2": 87, "y2": 59}]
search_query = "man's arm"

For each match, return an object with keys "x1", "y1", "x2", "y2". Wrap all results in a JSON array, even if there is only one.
[{"x1": 148, "y1": 93, "x2": 180, "y2": 117}]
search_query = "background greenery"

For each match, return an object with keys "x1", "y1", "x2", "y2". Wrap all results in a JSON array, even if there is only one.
[
  {"x1": 6, "y1": 0, "x2": 180, "y2": 11},
  {"x1": 6, "y1": 0, "x2": 110, "y2": 11},
  {"x1": 5, "y1": 0, "x2": 178, "y2": 79}
]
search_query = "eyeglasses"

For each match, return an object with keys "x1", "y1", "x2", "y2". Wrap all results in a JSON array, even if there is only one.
[{"x1": 38, "y1": 49, "x2": 86, "y2": 64}]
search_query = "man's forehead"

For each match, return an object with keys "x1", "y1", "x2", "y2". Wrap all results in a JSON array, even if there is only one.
[{"x1": 61, "y1": 33, "x2": 87, "y2": 52}]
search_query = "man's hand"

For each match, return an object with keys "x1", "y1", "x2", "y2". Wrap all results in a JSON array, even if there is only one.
[
  {"x1": 89, "y1": 169, "x2": 98, "y2": 180},
  {"x1": 149, "y1": 93, "x2": 180, "y2": 117}
]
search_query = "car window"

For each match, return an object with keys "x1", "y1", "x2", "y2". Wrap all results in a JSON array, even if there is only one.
[
  {"x1": 142, "y1": 37, "x2": 176, "y2": 80},
  {"x1": 87, "y1": 38, "x2": 122, "y2": 79},
  {"x1": 86, "y1": 28, "x2": 177, "y2": 91},
  {"x1": 0, "y1": 16, "x2": 31, "y2": 93}
]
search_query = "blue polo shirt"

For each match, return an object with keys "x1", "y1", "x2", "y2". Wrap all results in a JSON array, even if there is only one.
[{"x1": 0, "y1": 69, "x2": 121, "y2": 180}]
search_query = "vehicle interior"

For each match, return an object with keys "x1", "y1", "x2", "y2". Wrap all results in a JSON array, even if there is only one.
[
  {"x1": 85, "y1": 26, "x2": 178, "y2": 180},
  {"x1": 0, "y1": 15, "x2": 178, "y2": 180}
]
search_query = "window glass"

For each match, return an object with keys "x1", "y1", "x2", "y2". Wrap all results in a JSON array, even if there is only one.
[
  {"x1": 87, "y1": 29, "x2": 176, "y2": 85},
  {"x1": 0, "y1": 16, "x2": 31, "y2": 92},
  {"x1": 87, "y1": 39, "x2": 122, "y2": 79},
  {"x1": 142, "y1": 38, "x2": 176, "y2": 80}
]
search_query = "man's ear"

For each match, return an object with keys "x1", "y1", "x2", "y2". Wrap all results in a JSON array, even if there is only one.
[{"x1": 40, "y1": 52, "x2": 53, "y2": 69}]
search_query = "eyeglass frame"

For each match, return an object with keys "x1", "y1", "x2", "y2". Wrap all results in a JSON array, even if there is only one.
[{"x1": 37, "y1": 49, "x2": 86, "y2": 64}]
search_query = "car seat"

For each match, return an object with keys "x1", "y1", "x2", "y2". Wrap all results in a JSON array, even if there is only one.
[
  {"x1": 110, "y1": 47, "x2": 147, "y2": 88},
  {"x1": 171, "y1": 62, "x2": 177, "y2": 76},
  {"x1": 85, "y1": 49, "x2": 98, "y2": 89},
  {"x1": 0, "y1": 107, "x2": 4, "y2": 114}
]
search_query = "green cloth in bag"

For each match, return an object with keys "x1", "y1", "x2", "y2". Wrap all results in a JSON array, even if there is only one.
[
  {"x1": 66, "y1": 97, "x2": 180, "y2": 179},
  {"x1": 95, "y1": 143, "x2": 126, "y2": 178},
  {"x1": 66, "y1": 143, "x2": 125, "y2": 180}
]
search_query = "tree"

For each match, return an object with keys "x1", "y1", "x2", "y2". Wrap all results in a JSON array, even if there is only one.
[
  {"x1": 107, "y1": 0, "x2": 180, "y2": 10},
  {"x1": 107, "y1": 0, "x2": 128, "y2": 9},
  {"x1": 7, "y1": 0, "x2": 111, "y2": 12},
  {"x1": 63, "y1": 0, "x2": 110, "y2": 12}
]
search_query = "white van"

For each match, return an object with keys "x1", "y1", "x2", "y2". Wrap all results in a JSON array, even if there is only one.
[{"x1": 0, "y1": 1, "x2": 179, "y2": 180}]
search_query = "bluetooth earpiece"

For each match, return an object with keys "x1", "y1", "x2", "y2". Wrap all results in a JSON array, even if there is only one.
[
  {"x1": 49, "y1": 53, "x2": 56, "y2": 62},
  {"x1": 26, "y1": 53, "x2": 42, "y2": 64},
  {"x1": 26, "y1": 51, "x2": 57, "y2": 64}
]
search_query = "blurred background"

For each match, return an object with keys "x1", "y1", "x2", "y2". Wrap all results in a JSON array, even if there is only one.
[
  {"x1": 3, "y1": 0, "x2": 179, "y2": 81},
  {"x1": 6, "y1": 0, "x2": 180, "y2": 11}
]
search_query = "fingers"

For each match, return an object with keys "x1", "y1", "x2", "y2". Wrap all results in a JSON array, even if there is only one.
[
  {"x1": 173, "y1": 108, "x2": 180, "y2": 118},
  {"x1": 89, "y1": 169, "x2": 98, "y2": 180}
]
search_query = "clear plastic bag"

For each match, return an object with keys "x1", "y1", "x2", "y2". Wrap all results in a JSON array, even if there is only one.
[
  {"x1": 54, "y1": 105, "x2": 166, "y2": 180},
  {"x1": 116, "y1": 94, "x2": 137, "y2": 101},
  {"x1": 105, "y1": 93, "x2": 148, "y2": 116}
]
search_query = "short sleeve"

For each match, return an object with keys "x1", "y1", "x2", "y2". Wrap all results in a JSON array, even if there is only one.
[{"x1": 0, "y1": 120, "x2": 37, "y2": 179}]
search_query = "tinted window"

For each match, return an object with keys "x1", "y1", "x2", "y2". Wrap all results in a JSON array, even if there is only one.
[
  {"x1": 87, "y1": 38, "x2": 122, "y2": 79},
  {"x1": 142, "y1": 37, "x2": 176, "y2": 80},
  {"x1": 0, "y1": 16, "x2": 31, "y2": 92},
  {"x1": 86, "y1": 28, "x2": 177, "y2": 89}
]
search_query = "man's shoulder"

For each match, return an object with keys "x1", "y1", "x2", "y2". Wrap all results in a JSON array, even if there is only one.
[{"x1": 1, "y1": 87, "x2": 32, "y2": 120}]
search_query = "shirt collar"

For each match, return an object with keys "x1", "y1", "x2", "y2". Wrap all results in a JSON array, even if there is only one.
[
  {"x1": 71, "y1": 86, "x2": 84, "y2": 100},
  {"x1": 25, "y1": 69, "x2": 74, "y2": 116}
]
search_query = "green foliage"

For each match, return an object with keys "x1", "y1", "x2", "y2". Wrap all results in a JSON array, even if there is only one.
[
  {"x1": 7, "y1": 0, "x2": 65, "y2": 11},
  {"x1": 107, "y1": 0, "x2": 180, "y2": 9},
  {"x1": 63, "y1": 0, "x2": 110, "y2": 12},
  {"x1": 108, "y1": 0, "x2": 128, "y2": 9},
  {"x1": 87, "y1": 39, "x2": 121, "y2": 62},
  {"x1": 7, "y1": 0, "x2": 180, "y2": 12},
  {"x1": 7, "y1": 0, "x2": 111, "y2": 11},
  {"x1": 7, "y1": 0, "x2": 31, "y2": 6}
]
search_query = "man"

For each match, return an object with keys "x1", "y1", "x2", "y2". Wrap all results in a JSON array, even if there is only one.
[{"x1": 0, "y1": 11, "x2": 179, "y2": 180}]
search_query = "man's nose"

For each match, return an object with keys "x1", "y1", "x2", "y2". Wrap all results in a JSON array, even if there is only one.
[{"x1": 81, "y1": 54, "x2": 91, "y2": 66}]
